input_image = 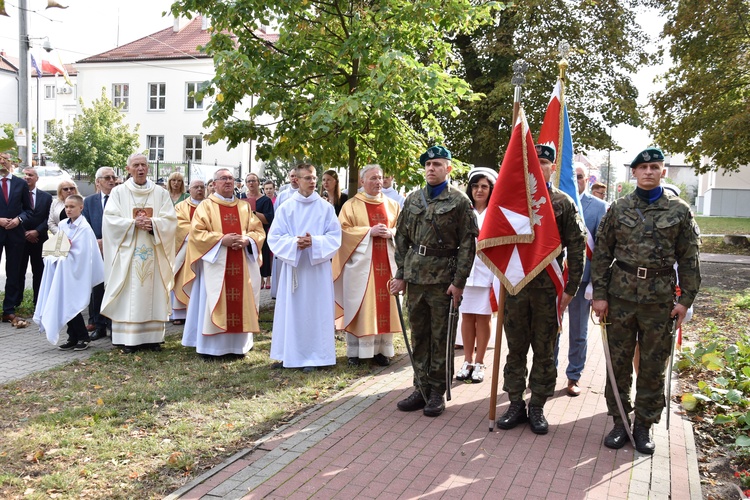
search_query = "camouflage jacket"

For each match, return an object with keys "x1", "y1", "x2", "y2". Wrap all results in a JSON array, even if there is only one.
[
  {"x1": 394, "y1": 184, "x2": 477, "y2": 287},
  {"x1": 591, "y1": 191, "x2": 701, "y2": 306},
  {"x1": 526, "y1": 185, "x2": 586, "y2": 295}
]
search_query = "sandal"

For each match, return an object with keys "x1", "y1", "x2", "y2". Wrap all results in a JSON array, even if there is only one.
[
  {"x1": 455, "y1": 361, "x2": 474, "y2": 382},
  {"x1": 12, "y1": 317, "x2": 29, "y2": 329},
  {"x1": 471, "y1": 363, "x2": 485, "y2": 383}
]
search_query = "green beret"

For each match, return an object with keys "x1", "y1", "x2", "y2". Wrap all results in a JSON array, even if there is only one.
[
  {"x1": 420, "y1": 145, "x2": 452, "y2": 166},
  {"x1": 630, "y1": 148, "x2": 665, "y2": 169},
  {"x1": 535, "y1": 143, "x2": 556, "y2": 163}
]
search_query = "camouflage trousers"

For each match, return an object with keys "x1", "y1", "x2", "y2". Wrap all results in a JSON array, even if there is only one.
[
  {"x1": 604, "y1": 295, "x2": 674, "y2": 425},
  {"x1": 405, "y1": 283, "x2": 457, "y2": 396},
  {"x1": 503, "y1": 285, "x2": 559, "y2": 407}
]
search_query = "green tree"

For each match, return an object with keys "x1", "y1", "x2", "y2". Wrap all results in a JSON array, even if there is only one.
[
  {"x1": 445, "y1": 0, "x2": 650, "y2": 168},
  {"x1": 45, "y1": 89, "x2": 140, "y2": 177},
  {"x1": 649, "y1": 0, "x2": 750, "y2": 174},
  {"x1": 171, "y1": 0, "x2": 500, "y2": 193}
]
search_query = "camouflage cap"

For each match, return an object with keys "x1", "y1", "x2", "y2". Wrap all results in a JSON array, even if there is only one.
[
  {"x1": 419, "y1": 145, "x2": 452, "y2": 166},
  {"x1": 535, "y1": 143, "x2": 556, "y2": 163},
  {"x1": 630, "y1": 148, "x2": 665, "y2": 169}
]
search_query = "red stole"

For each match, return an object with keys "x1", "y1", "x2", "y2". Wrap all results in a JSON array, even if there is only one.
[
  {"x1": 218, "y1": 203, "x2": 244, "y2": 333},
  {"x1": 189, "y1": 204, "x2": 196, "y2": 220},
  {"x1": 365, "y1": 202, "x2": 391, "y2": 334}
]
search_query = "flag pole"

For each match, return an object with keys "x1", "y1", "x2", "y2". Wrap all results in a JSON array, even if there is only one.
[
  {"x1": 553, "y1": 40, "x2": 570, "y2": 188},
  {"x1": 488, "y1": 58, "x2": 528, "y2": 432}
]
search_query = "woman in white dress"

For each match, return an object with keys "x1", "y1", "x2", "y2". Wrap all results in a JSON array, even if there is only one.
[{"x1": 456, "y1": 167, "x2": 497, "y2": 383}]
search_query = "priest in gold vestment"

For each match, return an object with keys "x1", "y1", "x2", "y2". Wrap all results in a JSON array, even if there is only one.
[
  {"x1": 181, "y1": 169, "x2": 265, "y2": 359},
  {"x1": 171, "y1": 179, "x2": 205, "y2": 323},
  {"x1": 101, "y1": 153, "x2": 177, "y2": 353},
  {"x1": 333, "y1": 164, "x2": 401, "y2": 366}
]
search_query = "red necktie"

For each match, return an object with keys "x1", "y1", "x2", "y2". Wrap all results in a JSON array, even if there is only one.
[
  {"x1": 2, "y1": 178, "x2": 8, "y2": 204},
  {"x1": 29, "y1": 190, "x2": 34, "y2": 209}
]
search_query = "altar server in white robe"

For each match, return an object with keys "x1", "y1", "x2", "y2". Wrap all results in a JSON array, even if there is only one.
[
  {"x1": 268, "y1": 163, "x2": 342, "y2": 372},
  {"x1": 35, "y1": 195, "x2": 105, "y2": 348},
  {"x1": 101, "y1": 153, "x2": 177, "y2": 353},
  {"x1": 181, "y1": 169, "x2": 265, "y2": 359},
  {"x1": 171, "y1": 179, "x2": 206, "y2": 324}
]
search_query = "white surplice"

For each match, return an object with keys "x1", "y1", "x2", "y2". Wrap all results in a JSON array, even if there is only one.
[
  {"x1": 267, "y1": 191, "x2": 341, "y2": 368},
  {"x1": 34, "y1": 216, "x2": 105, "y2": 345},
  {"x1": 101, "y1": 179, "x2": 177, "y2": 346}
]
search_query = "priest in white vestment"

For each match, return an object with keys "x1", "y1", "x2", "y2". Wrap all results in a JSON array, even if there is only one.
[
  {"x1": 270, "y1": 167, "x2": 299, "y2": 298},
  {"x1": 171, "y1": 179, "x2": 206, "y2": 324},
  {"x1": 181, "y1": 169, "x2": 265, "y2": 359},
  {"x1": 101, "y1": 153, "x2": 177, "y2": 353},
  {"x1": 332, "y1": 165, "x2": 402, "y2": 367},
  {"x1": 268, "y1": 163, "x2": 342, "y2": 372},
  {"x1": 35, "y1": 195, "x2": 105, "y2": 348}
]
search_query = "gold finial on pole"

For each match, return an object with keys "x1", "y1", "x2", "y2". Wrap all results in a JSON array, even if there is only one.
[
  {"x1": 511, "y1": 58, "x2": 528, "y2": 126},
  {"x1": 558, "y1": 40, "x2": 570, "y2": 81}
]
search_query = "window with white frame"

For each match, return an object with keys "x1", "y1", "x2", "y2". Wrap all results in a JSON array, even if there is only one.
[
  {"x1": 148, "y1": 83, "x2": 166, "y2": 110},
  {"x1": 147, "y1": 135, "x2": 165, "y2": 161},
  {"x1": 44, "y1": 85, "x2": 55, "y2": 99},
  {"x1": 44, "y1": 120, "x2": 54, "y2": 134},
  {"x1": 184, "y1": 135, "x2": 203, "y2": 162},
  {"x1": 112, "y1": 83, "x2": 129, "y2": 111},
  {"x1": 185, "y1": 82, "x2": 206, "y2": 110}
]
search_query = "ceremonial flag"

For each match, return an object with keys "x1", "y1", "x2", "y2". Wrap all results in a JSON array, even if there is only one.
[
  {"x1": 477, "y1": 108, "x2": 561, "y2": 295},
  {"x1": 30, "y1": 54, "x2": 42, "y2": 78},
  {"x1": 57, "y1": 53, "x2": 73, "y2": 87},
  {"x1": 41, "y1": 59, "x2": 64, "y2": 76}
]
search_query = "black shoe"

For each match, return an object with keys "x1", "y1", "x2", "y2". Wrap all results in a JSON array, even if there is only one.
[
  {"x1": 423, "y1": 392, "x2": 445, "y2": 417},
  {"x1": 633, "y1": 421, "x2": 655, "y2": 454},
  {"x1": 89, "y1": 329, "x2": 107, "y2": 341},
  {"x1": 73, "y1": 342, "x2": 89, "y2": 351},
  {"x1": 528, "y1": 405, "x2": 549, "y2": 434},
  {"x1": 397, "y1": 390, "x2": 427, "y2": 412},
  {"x1": 348, "y1": 357, "x2": 360, "y2": 366},
  {"x1": 496, "y1": 400, "x2": 527, "y2": 430},
  {"x1": 148, "y1": 343, "x2": 162, "y2": 352},
  {"x1": 373, "y1": 354, "x2": 390, "y2": 366},
  {"x1": 302, "y1": 366, "x2": 316, "y2": 373},
  {"x1": 122, "y1": 346, "x2": 137, "y2": 354},
  {"x1": 604, "y1": 422, "x2": 629, "y2": 449},
  {"x1": 270, "y1": 362, "x2": 284, "y2": 369},
  {"x1": 58, "y1": 340, "x2": 77, "y2": 350}
]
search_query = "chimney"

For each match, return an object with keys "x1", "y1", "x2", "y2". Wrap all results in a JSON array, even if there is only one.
[
  {"x1": 200, "y1": 16, "x2": 210, "y2": 31},
  {"x1": 173, "y1": 16, "x2": 190, "y2": 32}
]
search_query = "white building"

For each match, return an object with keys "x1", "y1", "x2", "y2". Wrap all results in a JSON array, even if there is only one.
[
  {"x1": 697, "y1": 167, "x2": 750, "y2": 217},
  {"x1": 0, "y1": 51, "x2": 19, "y2": 127},
  {"x1": 75, "y1": 16, "x2": 277, "y2": 178}
]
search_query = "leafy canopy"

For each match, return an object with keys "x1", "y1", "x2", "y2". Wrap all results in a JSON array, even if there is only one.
[
  {"x1": 649, "y1": 0, "x2": 750, "y2": 174},
  {"x1": 44, "y1": 89, "x2": 140, "y2": 177},
  {"x1": 170, "y1": 0, "x2": 501, "y2": 192}
]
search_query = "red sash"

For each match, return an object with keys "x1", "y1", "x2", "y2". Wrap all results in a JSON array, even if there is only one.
[
  {"x1": 218, "y1": 204, "x2": 244, "y2": 333},
  {"x1": 365, "y1": 202, "x2": 391, "y2": 334}
]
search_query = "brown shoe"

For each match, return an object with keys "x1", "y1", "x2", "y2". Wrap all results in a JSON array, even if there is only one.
[
  {"x1": 2, "y1": 313, "x2": 16, "y2": 323},
  {"x1": 566, "y1": 379, "x2": 581, "y2": 397}
]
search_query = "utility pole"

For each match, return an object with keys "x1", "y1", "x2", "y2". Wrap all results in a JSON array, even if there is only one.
[{"x1": 18, "y1": 0, "x2": 31, "y2": 168}]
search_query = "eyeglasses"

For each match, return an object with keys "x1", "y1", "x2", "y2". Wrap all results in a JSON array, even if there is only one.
[
  {"x1": 471, "y1": 184, "x2": 490, "y2": 190},
  {"x1": 246, "y1": 179, "x2": 258, "y2": 184},
  {"x1": 98, "y1": 175, "x2": 116, "y2": 180},
  {"x1": 215, "y1": 176, "x2": 234, "y2": 182},
  {"x1": 576, "y1": 174, "x2": 585, "y2": 180},
  {"x1": 61, "y1": 186, "x2": 76, "y2": 191}
]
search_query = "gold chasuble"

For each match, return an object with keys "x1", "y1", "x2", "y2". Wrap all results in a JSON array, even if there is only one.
[
  {"x1": 332, "y1": 192, "x2": 402, "y2": 338},
  {"x1": 173, "y1": 199, "x2": 199, "y2": 309},
  {"x1": 182, "y1": 195, "x2": 265, "y2": 334}
]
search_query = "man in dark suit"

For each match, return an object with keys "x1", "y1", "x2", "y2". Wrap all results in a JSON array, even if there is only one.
[
  {"x1": 18, "y1": 167, "x2": 53, "y2": 306},
  {"x1": 82, "y1": 166, "x2": 116, "y2": 340},
  {"x1": 0, "y1": 152, "x2": 34, "y2": 323}
]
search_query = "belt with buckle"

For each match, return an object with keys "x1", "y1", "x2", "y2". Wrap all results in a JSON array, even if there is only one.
[
  {"x1": 412, "y1": 245, "x2": 458, "y2": 258},
  {"x1": 616, "y1": 260, "x2": 674, "y2": 279}
]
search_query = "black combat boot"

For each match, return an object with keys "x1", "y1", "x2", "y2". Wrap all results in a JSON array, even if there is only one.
[
  {"x1": 633, "y1": 420, "x2": 655, "y2": 454},
  {"x1": 604, "y1": 420, "x2": 629, "y2": 449},
  {"x1": 528, "y1": 404, "x2": 549, "y2": 435},
  {"x1": 397, "y1": 390, "x2": 427, "y2": 412},
  {"x1": 496, "y1": 400, "x2": 527, "y2": 430},
  {"x1": 423, "y1": 391, "x2": 445, "y2": 417}
]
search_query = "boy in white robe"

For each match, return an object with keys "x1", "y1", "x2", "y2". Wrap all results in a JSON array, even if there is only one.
[
  {"x1": 268, "y1": 164, "x2": 342, "y2": 372},
  {"x1": 34, "y1": 195, "x2": 105, "y2": 350}
]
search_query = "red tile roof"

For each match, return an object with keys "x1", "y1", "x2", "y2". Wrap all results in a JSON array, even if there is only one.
[
  {"x1": 77, "y1": 16, "x2": 278, "y2": 64},
  {"x1": 0, "y1": 52, "x2": 76, "y2": 77}
]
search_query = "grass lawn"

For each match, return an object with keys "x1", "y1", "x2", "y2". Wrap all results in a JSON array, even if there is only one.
[
  {"x1": 0, "y1": 307, "x2": 404, "y2": 499},
  {"x1": 695, "y1": 216, "x2": 750, "y2": 235}
]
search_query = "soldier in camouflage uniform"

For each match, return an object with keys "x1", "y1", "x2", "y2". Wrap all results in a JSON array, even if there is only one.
[
  {"x1": 592, "y1": 147, "x2": 700, "y2": 455},
  {"x1": 496, "y1": 144, "x2": 586, "y2": 435},
  {"x1": 390, "y1": 145, "x2": 477, "y2": 417}
]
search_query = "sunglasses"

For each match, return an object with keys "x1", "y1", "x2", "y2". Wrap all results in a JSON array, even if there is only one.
[
  {"x1": 576, "y1": 174, "x2": 585, "y2": 180},
  {"x1": 61, "y1": 186, "x2": 76, "y2": 191}
]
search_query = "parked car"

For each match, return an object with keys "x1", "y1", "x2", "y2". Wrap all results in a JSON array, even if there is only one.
[{"x1": 33, "y1": 166, "x2": 74, "y2": 196}]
